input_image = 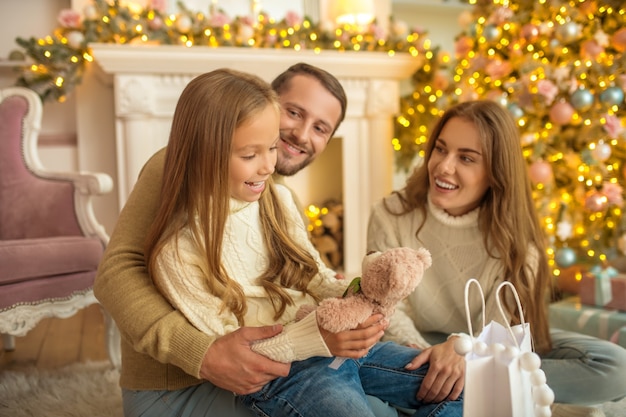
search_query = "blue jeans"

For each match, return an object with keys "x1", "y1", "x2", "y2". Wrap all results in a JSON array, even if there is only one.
[
  {"x1": 240, "y1": 341, "x2": 463, "y2": 417},
  {"x1": 122, "y1": 342, "x2": 462, "y2": 417},
  {"x1": 122, "y1": 387, "x2": 405, "y2": 417},
  {"x1": 543, "y1": 328, "x2": 626, "y2": 404},
  {"x1": 123, "y1": 383, "x2": 254, "y2": 417}
]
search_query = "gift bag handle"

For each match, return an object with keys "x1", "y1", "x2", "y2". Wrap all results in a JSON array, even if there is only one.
[
  {"x1": 463, "y1": 278, "x2": 486, "y2": 339},
  {"x1": 495, "y1": 281, "x2": 528, "y2": 349}
]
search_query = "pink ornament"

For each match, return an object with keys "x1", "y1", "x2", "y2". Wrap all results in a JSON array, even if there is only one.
[
  {"x1": 591, "y1": 141, "x2": 612, "y2": 162},
  {"x1": 485, "y1": 59, "x2": 513, "y2": 79},
  {"x1": 603, "y1": 114, "x2": 625, "y2": 139},
  {"x1": 521, "y1": 23, "x2": 539, "y2": 42},
  {"x1": 150, "y1": 0, "x2": 167, "y2": 13},
  {"x1": 285, "y1": 11, "x2": 303, "y2": 27},
  {"x1": 612, "y1": 28, "x2": 626, "y2": 53},
  {"x1": 549, "y1": 102, "x2": 575, "y2": 125},
  {"x1": 537, "y1": 79, "x2": 558, "y2": 104},
  {"x1": 148, "y1": 16, "x2": 163, "y2": 30},
  {"x1": 601, "y1": 181, "x2": 624, "y2": 207},
  {"x1": 528, "y1": 160, "x2": 554, "y2": 185},
  {"x1": 581, "y1": 39, "x2": 603, "y2": 60},
  {"x1": 585, "y1": 191, "x2": 609, "y2": 212},
  {"x1": 58, "y1": 9, "x2": 81, "y2": 29},
  {"x1": 455, "y1": 36, "x2": 474, "y2": 58}
]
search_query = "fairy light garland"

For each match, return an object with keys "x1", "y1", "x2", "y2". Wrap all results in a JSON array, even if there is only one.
[{"x1": 11, "y1": 0, "x2": 436, "y2": 103}]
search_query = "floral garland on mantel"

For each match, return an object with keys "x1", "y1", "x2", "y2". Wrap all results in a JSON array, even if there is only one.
[{"x1": 12, "y1": 0, "x2": 441, "y2": 103}]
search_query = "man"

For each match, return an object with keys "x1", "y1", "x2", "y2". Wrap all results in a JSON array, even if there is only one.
[{"x1": 95, "y1": 63, "x2": 393, "y2": 416}]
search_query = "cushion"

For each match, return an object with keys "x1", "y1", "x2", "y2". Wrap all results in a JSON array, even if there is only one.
[
  {"x1": 0, "y1": 236, "x2": 103, "y2": 285},
  {"x1": 0, "y1": 271, "x2": 97, "y2": 310}
]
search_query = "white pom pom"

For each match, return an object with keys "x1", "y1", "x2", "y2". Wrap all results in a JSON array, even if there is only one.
[
  {"x1": 513, "y1": 325, "x2": 526, "y2": 337},
  {"x1": 176, "y1": 15, "x2": 192, "y2": 33},
  {"x1": 501, "y1": 345, "x2": 520, "y2": 361},
  {"x1": 532, "y1": 385, "x2": 555, "y2": 407},
  {"x1": 520, "y1": 352, "x2": 541, "y2": 371},
  {"x1": 490, "y1": 342, "x2": 505, "y2": 356},
  {"x1": 454, "y1": 334, "x2": 473, "y2": 355},
  {"x1": 474, "y1": 341, "x2": 489, "y2": 356},
  {"x1": 66, "y1": 31, "x2": 85, "y2": 49},
  {"x1": 534, "y1": 405, "x2": 552, "y2": 417},
  {"x1": 530, "y1": 369, "x2": 547, "y2": 386},
  {"x1": 83, "y1": 5, "x2": 98, "y2": 20}
]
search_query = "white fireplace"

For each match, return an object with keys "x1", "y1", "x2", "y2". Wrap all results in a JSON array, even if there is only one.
[{"x1": 90, "y1": 43, "x2": 420, "y2": 276}]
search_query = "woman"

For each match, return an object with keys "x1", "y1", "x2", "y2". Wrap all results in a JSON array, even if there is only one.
[{"x1": 368, "y1": 100, "x2": 626, "y2": 417}]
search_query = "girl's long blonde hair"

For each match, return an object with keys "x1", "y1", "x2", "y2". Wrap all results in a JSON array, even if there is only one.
[
  {"x1": 146, "y1": 69, "x2": 320, "y2": 324},
  {"x1": 388, "y1": 100, "x2": 553, "y2": 353}
]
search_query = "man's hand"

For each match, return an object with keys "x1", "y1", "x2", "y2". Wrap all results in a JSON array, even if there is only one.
[
  {"x1": 319, "y1": 313, "x2": 386, "y2": 358},
  {"x1": 200, "y1": 325, "x2": 291, "y2": 395},
  {"x1": 404, "y1": 337, "x2": 465, "y2": 403}
]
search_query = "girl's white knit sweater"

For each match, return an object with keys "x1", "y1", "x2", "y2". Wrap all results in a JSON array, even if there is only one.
[{"x1": 154, "y1": 184, "x2": 346, "y2": 362}]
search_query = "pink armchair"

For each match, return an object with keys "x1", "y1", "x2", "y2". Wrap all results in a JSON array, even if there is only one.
[{"x1": 0, "y1": 86, "x2": 119, "y2": 367}]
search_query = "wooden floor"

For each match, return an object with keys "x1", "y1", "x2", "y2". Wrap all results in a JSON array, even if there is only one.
[{"x1": 0, "y1": 304, "x2": 109, "y2": 371}]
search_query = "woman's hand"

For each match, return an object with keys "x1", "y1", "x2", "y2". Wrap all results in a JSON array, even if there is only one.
[
  {"x1": 404, "y1": 336, "x2": 465, "y2": 403},
  {"x1": 319, "y1": 313, "x2": 386, "y2": 358}
]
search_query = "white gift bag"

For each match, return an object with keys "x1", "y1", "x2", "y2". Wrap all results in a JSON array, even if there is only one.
[{"x1": 455, "y1": 279, "x2": 555, "y2": 417}]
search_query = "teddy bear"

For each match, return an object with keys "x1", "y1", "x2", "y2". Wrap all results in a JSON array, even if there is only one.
[
  {"x1": 298, "y1": 246, "x2": 432, "y2": 333},
  {"x1": 251, "y1": 246, "x2": 432, "y2": 363}
]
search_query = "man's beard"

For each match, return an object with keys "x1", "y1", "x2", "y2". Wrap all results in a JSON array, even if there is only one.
[{"x1": 275, "y1": 152, "x2": 313, "y2": 176}]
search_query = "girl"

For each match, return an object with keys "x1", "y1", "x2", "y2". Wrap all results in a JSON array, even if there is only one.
[
  {"x1": 145, "y1": 68, "x2": 463, "y2": 417},
  {"x1": 367, "y1": 100, "x2": 626, "y2": 417}
]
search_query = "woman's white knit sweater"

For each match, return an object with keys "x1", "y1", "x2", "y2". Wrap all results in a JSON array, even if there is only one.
[
  {"x1": 367, "y1": 193, "x2": 508, "y2": 348},
  {"x1": 153, "y1": 185, "x2": 346, "y2": 362}
]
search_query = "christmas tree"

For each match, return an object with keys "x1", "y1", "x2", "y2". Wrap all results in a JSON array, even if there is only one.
[{"x1": 394, "y1": 0, "x2": 626, "y2": 277}]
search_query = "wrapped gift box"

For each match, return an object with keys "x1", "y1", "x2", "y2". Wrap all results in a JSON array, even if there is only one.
[
  {"x1": 579, "y1": 272, "x2": 626, "y2": 311},
  {"x1": 549, "y1": 296, "x2": 626, "y2": 348},
  {"x1": 611, "y1": 326, "x2": 626, "y2": 347}
]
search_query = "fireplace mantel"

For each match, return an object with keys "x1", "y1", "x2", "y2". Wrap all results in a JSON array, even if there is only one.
[{"x1": 90, "y1": 43, "x2": 421, "y2": 276}]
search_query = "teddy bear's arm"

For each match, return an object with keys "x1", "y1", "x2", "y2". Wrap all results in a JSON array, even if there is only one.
[{"x1": 316, "y1": 297, "x2": 374, "y2": 333}]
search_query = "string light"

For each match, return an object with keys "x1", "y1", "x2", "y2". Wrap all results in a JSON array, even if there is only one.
[
  {"x1": 394, "y1": 0, "x2": 626, "y2": 275},
  {"x1": 13, "y1": 0, "x2": 435, "y2": 103}
]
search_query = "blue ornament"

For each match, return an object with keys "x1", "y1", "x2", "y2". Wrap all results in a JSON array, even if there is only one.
[
  {"x1": 507, "y1": 103, "x2": 524, "y2": 120},
  {"x1": 483, "y1": 25, "x2": 501, "y2": 43},
  {"x1": 570, "y1": 88, "x2": 594, "y2": 111},
  {"x1": 555, "y1": 247, "x2": 577, "y2": 268},
  {"x1": 469, "y1": 23, "x2": 478, "y2": 37},
  {"x1": 599, "y1": 87, "x2": 624, "y2": 107}
]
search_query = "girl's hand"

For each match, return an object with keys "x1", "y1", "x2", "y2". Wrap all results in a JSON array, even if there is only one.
[
  {"x1": 319, "y1": 313, "x2": 386, "y2": 358},
  {"x1": 404, "y1": 337, "x2": 465, "y2": 402}
]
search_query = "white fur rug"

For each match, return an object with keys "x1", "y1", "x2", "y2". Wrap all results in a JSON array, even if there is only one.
[
  {"x1": 0, "y1": 361, "x2": 624, "y2": 417},
  {"x1": 0, "y1": 361, "x2": 122, "y2": 417}
]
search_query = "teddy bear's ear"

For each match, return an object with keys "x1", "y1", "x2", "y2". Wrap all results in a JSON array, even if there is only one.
[
  {"x1": 414, "y1": 247, "x2": 432, "y2": 269},
  {"x1": 361, "y1": 251, "x2": 382, "y2": 272}
]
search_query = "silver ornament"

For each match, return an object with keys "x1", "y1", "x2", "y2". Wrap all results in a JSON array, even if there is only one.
[
  {"x1": 556, "y1": 21, "x2": 581, "y2": 44},
  {"x1": 600, "y1": 87, "x2": 624, "y2": 106},
  {"x1": 507, "y1": 103, "x2": 524, "y2": 120},
  {"x1": 555, "y1": 247, "x2": 577, "y2": 267},
  {"x1": 570, "y1": 88, "x2": 594, "y2": 111},
  {"x1": 483, "y1": 24, "x2": 502, "y2": 43}
]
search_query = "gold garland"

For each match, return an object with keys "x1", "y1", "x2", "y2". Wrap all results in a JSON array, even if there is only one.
[{"x1": 11, "y1": 0, "x2": 438, "y2": 103}]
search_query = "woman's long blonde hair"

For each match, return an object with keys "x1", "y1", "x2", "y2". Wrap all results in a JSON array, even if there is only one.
[
  {"x1": 146, "y1": 69, "x2": 320, "y2": 324},
  {"x1": 388, "y1": 100, "x2": 553, "y2": 353}
]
